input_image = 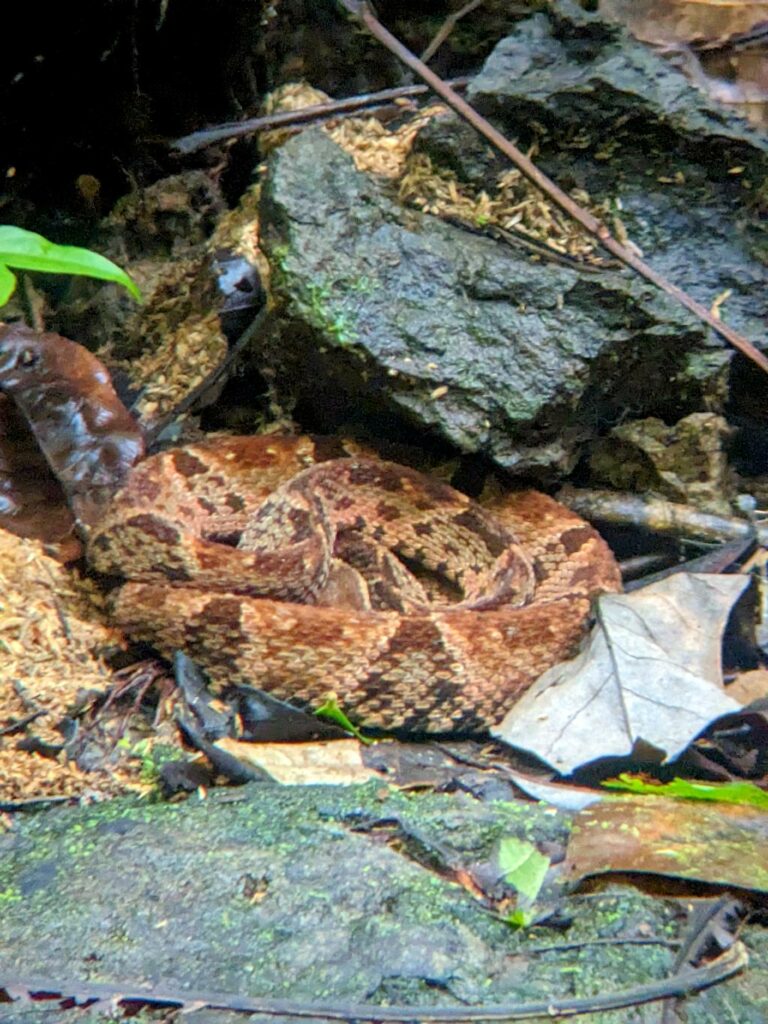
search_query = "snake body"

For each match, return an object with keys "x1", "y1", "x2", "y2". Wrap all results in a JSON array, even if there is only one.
[{"x1": 88, "y1": 435, "x2": 621, "y2": 732}]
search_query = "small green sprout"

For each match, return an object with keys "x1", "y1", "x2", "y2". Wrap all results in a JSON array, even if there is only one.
[
  {"x1": 315, "y1": 696, "x2": 374, "y2": 744},
  {"x1": 498, "y1": 836, "x2": 550, "y2": 928}
]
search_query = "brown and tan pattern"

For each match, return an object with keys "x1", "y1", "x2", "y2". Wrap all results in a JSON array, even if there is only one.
[{"x1": 87, "y1": 436, "x2": 621, "y2": 732}]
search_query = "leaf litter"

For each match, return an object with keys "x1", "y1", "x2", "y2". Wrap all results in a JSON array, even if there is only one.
[{"x1": 494, "y1": 573, "x2": 749, "y2": 773}]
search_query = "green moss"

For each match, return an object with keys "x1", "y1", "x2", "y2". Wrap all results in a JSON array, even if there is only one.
[
  {"x1": 347, "y1": 274, "x2": 376, "y2": 296},
  {"x1": 301, "y1": 282, "x2": 359, "y2": 347}
]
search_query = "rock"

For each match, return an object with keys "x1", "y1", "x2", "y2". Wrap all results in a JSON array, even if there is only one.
[
  {"x1": 260, "y1": 128, "x2": 717, "y2": 475},
  {"x1": 461, "y1": 0, "x2": 767, "y2": 375},
  {"x1": 256, "y1": 5, "x2": 766, "y2": 476},
  {"x1": 0, "y1": 782, "x2": 719, "y2": 1012},
  {"x1": 589, "y1": 413, "x2": 736, "y2": 514}
]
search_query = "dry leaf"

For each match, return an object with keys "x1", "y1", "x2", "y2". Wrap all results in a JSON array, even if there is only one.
[
  {"x1": 726, "y1": 667, "x2": 768, "y2": 705},
  {"x1": 600, "y1": 1, "x2": 768, "y2": 126},
  {"x1": 0, "y1": 391, "x2": 76, "y2": 545},
  {"x1": 505, "y1": 771, "x2": 605, "y2": 812},
  {"x1": 565, "y1": 796, "x2": 768, "y2": 892},
  {"x1": 213, "y1": 738, "x2": 380, "y2": 785},
  {"x1": 600, "y1": 1, "x2": 768, "y2": 48},
  {"x1": 0, "y1": 324, "x2": 144, "y2": 532},
  {"x1": 494, "y1": 574, "x2": 747, "y2": 773}
]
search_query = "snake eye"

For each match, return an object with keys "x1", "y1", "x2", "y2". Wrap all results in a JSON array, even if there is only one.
[{"x1": 19, "y1": 348, "x2": 40, "y2": 368}]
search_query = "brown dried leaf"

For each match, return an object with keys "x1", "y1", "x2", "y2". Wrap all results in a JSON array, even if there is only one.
[
  {"x1": 213, "y1": 738, "x2": 380, "y2": 785},
  {"x1": 727, "y1": 667, "x2": 768, "y2": 705},
  {"x1": 600, "y1": 1, "x2": 768, "y2": 126},
  {"x1": 565, "y1": 796, "x2": 768, "y2": 892},
  {"x1": 0, "y1": 324, "x2": 144, "y2": 532},
  {"x1": 600, "y1": 0, "x2": 768, "y2": 48},
  {"x1": 0, "y1": 392, "x2": 75, "y2": 546}
]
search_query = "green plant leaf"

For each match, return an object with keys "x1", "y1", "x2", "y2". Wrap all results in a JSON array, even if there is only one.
[
  {"x1": 0, "y1": 226, "x2": 141, "y2": 301},
  {"x1": 0, "y1": 263, "x2": 16, "y2": 306},
  {"x1": 498, "y1": 837, "x2": 549, "y2": 928},
  {"x1": 603, "y1": 773, "x2": 768, "y2": 810},
  {"x1": 315, "y1": 697, "x2": 374, "y2": 744}
]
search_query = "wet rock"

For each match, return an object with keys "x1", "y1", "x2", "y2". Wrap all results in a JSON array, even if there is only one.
[
  {"x1": 428, "y1": 0, "x2": 768, "y2": 380},
  {"x1": 589, "y1": 412, "x2": 736, "y2": 514},
  {"x1": 459, "y1": 0, "x2": 767, "y2": 380},
  {"x1": 254, "y1": 1, "x2": 768, "y2": 475},
  {"x1": 260, "y1": 127, "x2": 718, "y2": 475},
  {"x1": 0, "y1": 784, "x2": 685, "y2": 1008}
]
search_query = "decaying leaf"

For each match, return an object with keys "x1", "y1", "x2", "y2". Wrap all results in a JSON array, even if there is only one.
[
  {"x1": 0, "y1": 323, "x2": 144, "y2": 533},
  {"x1": 600, "y1": 1, "x2": 768, "y2": 48},
  {"x1": 727, "y1": 667, "x2": 768, "y2": 705},
  {"x1": 565, "y1": 795, "x2": 768, "y2": 892},
  {"x1": 600, "y1": 1, "x2": 768, "y2": 126},
  {"x1": 505, "y1": 770, "x2": 605, "y2": 812},
  {"x1": 494, "y1": 574, "x2": 748, "y2": 773},
  {"x1": 213, "y1": 737, "x2": 381, "y2": 785},
  {"x1": 0, "y1": 390, "x2": 77, "y2": 546}
]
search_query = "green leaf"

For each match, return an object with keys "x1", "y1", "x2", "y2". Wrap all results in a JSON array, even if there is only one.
[
  {"x1": 0, "y1": 226, "x2": 141, "y2": 301},
  {"x1": 498, "y1": 837, "x2": 549, "y2": 928},
  {"x1": 315, "y1": 697, "x2": 374, "y2": 744},
  {"x1": 603, "y1": 774, "x2": 768, "y2": 810},
  {"x1": 0, "y1": 263, "x2": 17, "y2": 306}
]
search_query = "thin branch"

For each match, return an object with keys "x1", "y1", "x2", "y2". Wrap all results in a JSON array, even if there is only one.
[
  {"x1": 661, "y1": 898, "x2": 743, "y2": 1024},
  {"x1": 171, "y1": 78, "x2": 470, "y2": 155},
  {"x1": 558, "y1": 487, "x2": 767, "y2": 546},
  {"x1": 421, "y1": 0, "x2": 485, "y2": 64},
  {"x1": 338, "y1": 1, "x2": 768, "y2": 376},
  {"x1": 0, "y1": 943, "x2": 749, "y2": 1020}
]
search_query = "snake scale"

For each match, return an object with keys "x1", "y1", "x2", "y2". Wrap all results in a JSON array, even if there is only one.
[{"x1": 87, "y1": 435, "x2": 622, "y2": 732}]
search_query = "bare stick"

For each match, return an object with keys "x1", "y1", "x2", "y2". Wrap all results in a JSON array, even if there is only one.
[
  {"x1": 558, "y1": 487, "x2": 766, "y2": 547},
  {"x1": 421, "y1": 0, "x2": 485, "y2": 64},
  {"x1": 339, "y1": 1, "x2": 768, "y2": 376},
  {"x1": 172, "y1": 78, "x2": 470, "y2": 154}
]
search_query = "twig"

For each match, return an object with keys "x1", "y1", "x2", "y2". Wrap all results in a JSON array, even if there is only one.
[
  {"x1": 0, "y1": 943, "x2": 749, "y2": 1020},
  {"x1": 526, "y1": 936, "x2": 679, "y2": 955},
  {"x1": 421, "y1": 0, "x2": 485, "y2": 64},
  {"x1": 661, "y1": 897, "x2": 743, "y2": 1024},
  {"x1": 439, "y1": 212, "x2": 613, "y2": 272},
  {"x1": 0, "y1": 795, "x2": 72, "y2": 812},
  {"x1": 171, "y1": 78, "x2": 470, "y2": 154},
  {"x1": 619, "y1": 538, "x2": 753, "y2": 590},
  {"x1": 558, "y1": 487, "x2": 767, "y2": 547},
  {"x1": 338, "y1": 1, "x2": 768, "y2": 376},
  {"x1": 0, "y1": 710, "x2": 46, "y2": 737}
]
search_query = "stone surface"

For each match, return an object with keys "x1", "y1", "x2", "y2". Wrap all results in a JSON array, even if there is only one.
[
  {"x1": 260, "y1": 129, "x2": 713, "y2": 475},
  {"x1": 464, "y1": 2, "x2": 767, "y2": 373},
  {"x1": 257, "y1": 5, "x2": 766, "y2": 475},
  {"x1": 589, "y1": 413, "x2": 736, "y2": 514},
  {"x1": 1, "y1": 782, "x2": 765, "y2": 1023}
]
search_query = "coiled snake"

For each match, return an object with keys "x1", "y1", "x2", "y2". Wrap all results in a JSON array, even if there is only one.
[{"x1": 87, "y1": 435, "x2": 621, "y2": 732}]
